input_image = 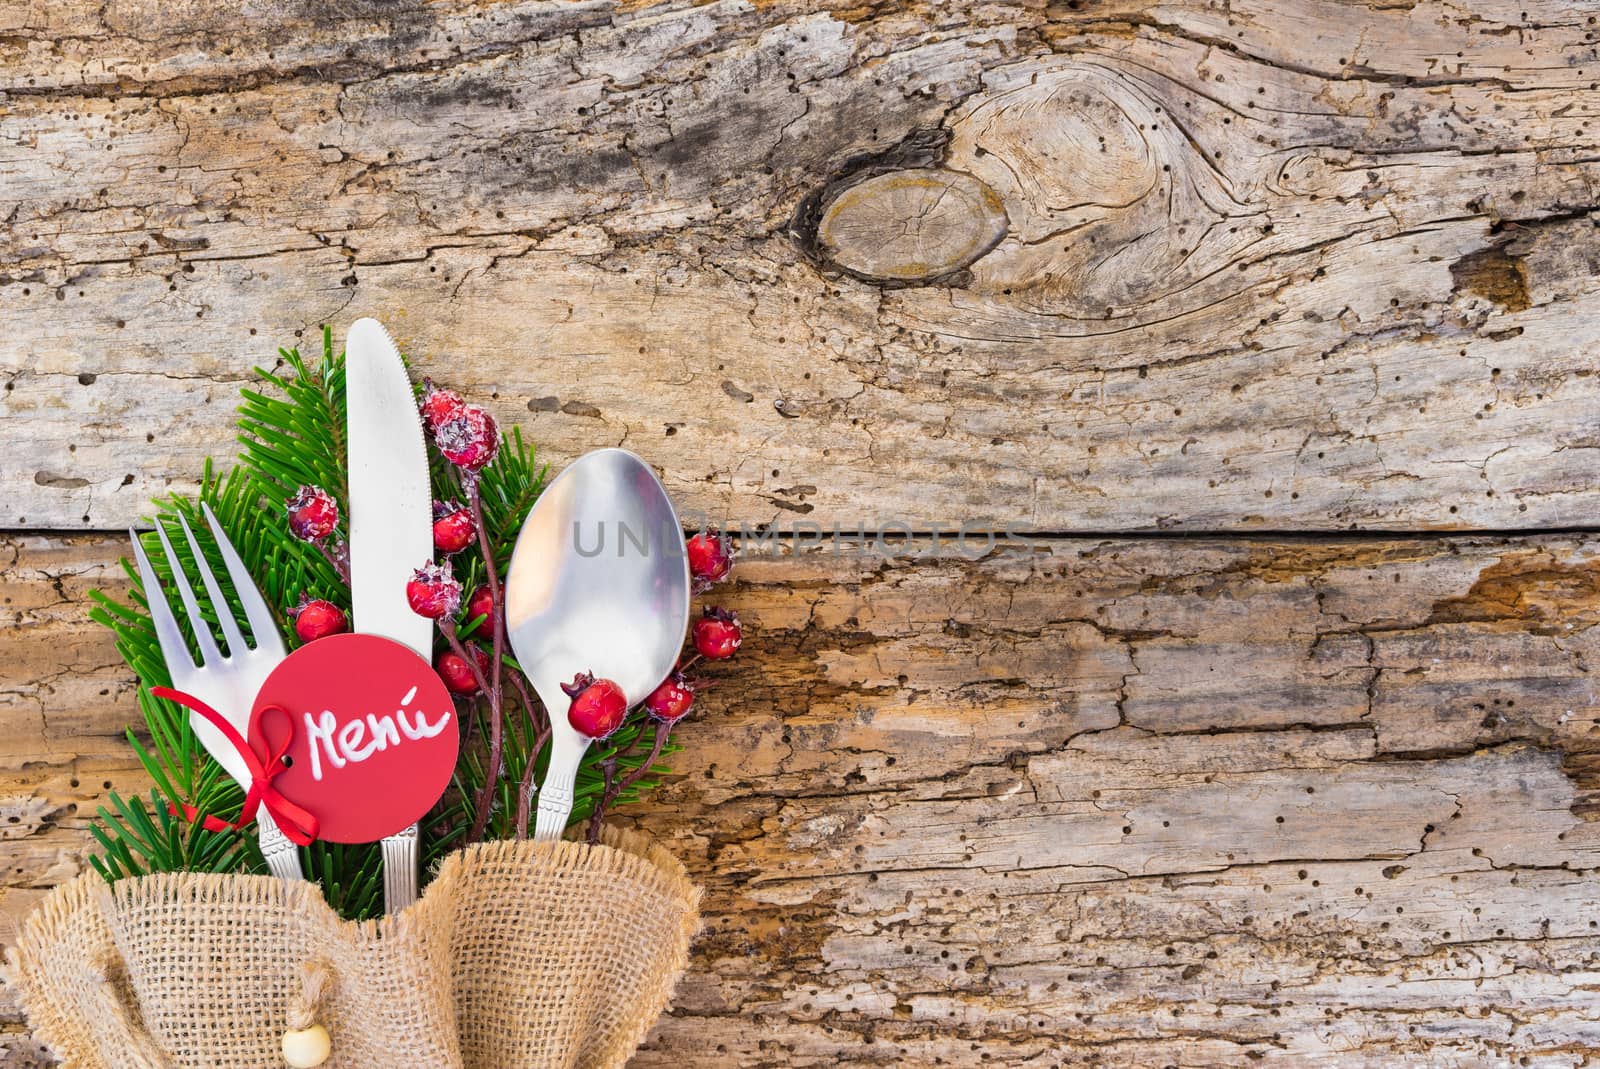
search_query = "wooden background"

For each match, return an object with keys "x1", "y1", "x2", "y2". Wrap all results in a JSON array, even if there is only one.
[{"x1": 5, "y1": 0, "x2": 1600, "y2": 1064}]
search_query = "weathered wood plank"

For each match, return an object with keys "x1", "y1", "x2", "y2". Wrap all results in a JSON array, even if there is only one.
[
  {"x1": 4, "y1": 1, "x2": 1600, "y2": 530},
  {"x1": 8, "y1": 0, "x2": 1600, "y2": 1065},
  {"x1": 6, "y1": 531, "x2": 1600, "y2": 1065}
]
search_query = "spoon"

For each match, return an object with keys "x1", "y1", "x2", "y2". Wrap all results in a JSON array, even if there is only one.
[{"x1": 504, "y1": 448, "x2": 691, "y2": 841}]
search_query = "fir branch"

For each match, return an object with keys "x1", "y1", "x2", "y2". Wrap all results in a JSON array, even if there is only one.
[{"x1": 89, "y1": 790, "x2": 254, "y2": 882}]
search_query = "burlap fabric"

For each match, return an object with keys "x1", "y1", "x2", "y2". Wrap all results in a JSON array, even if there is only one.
[{"x1": 6, "y1": 827, "x2": 701, "y2": 1069}]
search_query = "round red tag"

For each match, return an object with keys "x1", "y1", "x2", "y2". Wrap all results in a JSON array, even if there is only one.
[{"x1": 251, "y1": 633, "x2": 458, "y2": 844}]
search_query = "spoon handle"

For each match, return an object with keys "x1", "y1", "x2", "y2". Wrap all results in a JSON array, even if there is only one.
[{"x1": 534, "y1": 727, "x2": 589, "y2": 841}]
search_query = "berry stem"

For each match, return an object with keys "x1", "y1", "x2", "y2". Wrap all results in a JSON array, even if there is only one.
[
  {"x1": 588, "y1": 720, "x2": 671, "y2": 841},
  {"x1": 317, "y1": 539, "x2": 351, "y2": 586},
  {"x1": 459, "y1": 693, "x2": 479, "y2": 748},
  {"x1": 438, "y1": 622, "x2": 493, "y2": 696},
  {"x1": 503, "y1": 660, "x2": 550, "y2": 839},
  {"x1": 608, "y1": 726, "x2": 645, "y2": 764},
  {"x1": 505, "y1": 662, "x2": 546, "y2": 735},
  {"x1": 611, "y1": 721, "x2": 671, "y2": 798},
  {"x1": 439, "y1": 619, "x2": 503, "y2": 839},
  {"x1": 585, "y1": 756, "x2": 618, "y2": 845},
  {"x1": 463, "y1": 473, "x2": 506, "y2": 845},
  {"x1": 514, "y1": 723, "x2": 551, "y2": 841}
]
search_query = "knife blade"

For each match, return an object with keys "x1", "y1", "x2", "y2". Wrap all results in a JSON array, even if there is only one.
[
  {"x1": 345, "y1": 317, "x2": 434, "y2": 911},
  {"x1": 346, "y1": 318, "x2": 434, "y2": 659}
]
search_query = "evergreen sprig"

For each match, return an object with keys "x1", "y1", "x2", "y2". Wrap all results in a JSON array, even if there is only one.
[{"x1": 86, "y1": 327, "x2": 676, "y2": 919}]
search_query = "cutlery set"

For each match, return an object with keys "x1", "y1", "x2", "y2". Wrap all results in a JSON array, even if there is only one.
[{"x1": 130, "y1": 317, "x2": 690, "y2": 913}]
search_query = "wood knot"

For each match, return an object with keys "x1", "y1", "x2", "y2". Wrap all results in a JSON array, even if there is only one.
[
  {"x1": 811, "y1": 168, "x2": 1008, "y2": 285},
  {"x1": 790, "y1": 128, "x2": 1006, "y2": 286}
]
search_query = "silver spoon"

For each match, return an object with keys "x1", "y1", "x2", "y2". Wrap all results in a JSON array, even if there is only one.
[{"x1": 504, "y1": 448, "x2": 690, "y2": 841}]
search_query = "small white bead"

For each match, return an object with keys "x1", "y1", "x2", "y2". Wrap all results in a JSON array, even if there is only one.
[{"x1": 282, "y1": 1024, "x2": 331, "y2": 1068}]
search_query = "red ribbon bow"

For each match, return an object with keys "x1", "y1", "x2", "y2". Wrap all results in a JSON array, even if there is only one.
[{"x1": 151, "y1": 686, "x2": 320, "y2": 847}]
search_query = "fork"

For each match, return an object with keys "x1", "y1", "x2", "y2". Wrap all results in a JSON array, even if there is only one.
[{"x1": 129, "y1": 502, "x2": 304, "y2": 882}]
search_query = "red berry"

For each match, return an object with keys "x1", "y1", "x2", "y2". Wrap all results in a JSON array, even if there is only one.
[
  {"x1": 692, "y1": 606, "x2": 742, "y2": 660},
  {"x1": 686, "y1": 529, "x2": 734, "y2": 584},
  {"x1": 406, "y1": 561, "x2": 462, "y2": 619},
  {"x1": 419, "y1": 378, "x2": 466, "y2": 432},
  {"x1": 561, "y1": 671, "x2": 628, "y2": 739},
  {"x1": 293, "y1": 598, "x2": 347, "y2": 643},
  {"x1": 432, "y1": 499, "x2": 476, "y2": 555},
  {"x1": 435, "y1": 647, "x2": 489, "y2": 695},
  {"x1": 286, "y1": 485, "x2": 338, "y2": 543},
  {"x1": 435, "y1": 405, "x2": 499, "y2": 472},
  {"x1": 464, "y1": 585, "x2": 495, "y2": 637},
  {"x1": 644, "y1": 672, "x2": 694, "y2": 723}
]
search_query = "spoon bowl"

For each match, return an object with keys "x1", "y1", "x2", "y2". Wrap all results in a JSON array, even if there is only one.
[{"x1": 504, "y1": 448, "x2": 690, "y2": 840}]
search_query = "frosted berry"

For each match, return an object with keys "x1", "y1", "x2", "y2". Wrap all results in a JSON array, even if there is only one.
[
  {"x1": 432, "y1": 499, "x2": 476, "y2": 555},
  {"x1": 562, "y1": 671, "x2": 628, "y2": 739},
  {"x1": 292, "y1": 598, "x2": 347, "y2": 643},
  {"x1": 693, "y1": 606, "x2": 742, "y2": 660},
  {"x1": 435, "y1": 647, "x2": 489, "y2": 696},
  {"x1": 464, "y1": 585, "x2": 495, "y2": 636},
  {"x1": 419, "y1": 378, "x2": 466, "y2": 432},
  {"x1": 643, "y1": 672, "x2": 694, "y2": 724},
  {"x1": 686, "y1": 529, "x2": 734, "y2": 585},
  {"x1": 286, "y1": 485, "x2": 338, "y2": 543},
  {"x1": 435, "y1": 405, "x2": 499, "y2": 472},
  {"x1": 406, "y1": 561, "x2": 462, "y2": 619}
]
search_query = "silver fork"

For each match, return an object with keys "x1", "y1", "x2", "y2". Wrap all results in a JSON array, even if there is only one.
[{"x1": 129, "y1": 501, "x2": 304, "y2": 882}]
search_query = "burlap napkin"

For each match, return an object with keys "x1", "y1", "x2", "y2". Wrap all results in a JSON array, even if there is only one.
[{"x1": 7, "y1": 826, "x2": 700, "y2": 1069}]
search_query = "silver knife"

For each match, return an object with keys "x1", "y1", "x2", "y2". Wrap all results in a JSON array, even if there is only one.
[{"x1": 345, "y1": 317, "x2": 435, "y2": 913}]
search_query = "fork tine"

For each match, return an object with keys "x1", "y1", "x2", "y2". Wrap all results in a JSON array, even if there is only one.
[
  {"x1": 177, "y1": 511, "x2": 247, "y2": 658},
  {"x1": 128, "y1": 527, "x2": 197, "y2": 678},
  {"x1": 153, "y1": 519, "x2": 225, "y2": 667},
  {"x1": 202, "y1": 501, "x2": 286, "y2": 658}
]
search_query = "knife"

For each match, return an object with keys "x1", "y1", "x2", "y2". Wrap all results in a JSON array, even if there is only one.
[{"x1": 345, "y1": 317, "x2": 435, "y2": 912}]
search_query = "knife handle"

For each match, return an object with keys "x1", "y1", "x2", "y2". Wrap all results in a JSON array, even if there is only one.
[{"x1": 381, "y1": 823, "x2": 419, "y2": 912}]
